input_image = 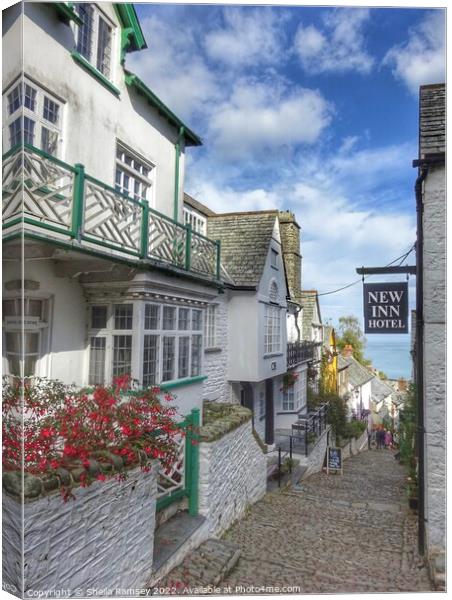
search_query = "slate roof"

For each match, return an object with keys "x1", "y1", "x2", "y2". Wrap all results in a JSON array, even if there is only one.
[
  {"x1": 206, "y1": 211, "x2": 278, "y2": 287},
  {"x1": 419, "y1": 84, "x2": 445, "y2": 158},
  {"x1": 184, "y1": 193, "x2": 217, "y2": 217},
  {"x1": 337, "y1": 355, "x2": 350, "y2": 371},
  {"x1": 301, "y1": 291, "x2": 321, "y2": 340},
  {"x1": 371, "y1": 376, "x2": 393, "y2": 404},
  {"x1": 346, "y1": 356, "x2": 374, "y2": 388}
]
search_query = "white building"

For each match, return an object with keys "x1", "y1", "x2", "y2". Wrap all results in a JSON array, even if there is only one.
[
  {"x1": 2, "y1": 2, "x2": 225, "y2": 420},
  {"x1": 340, "y1": 347, "x2": 372, "y2": 422},
  {"x1": 413, "y1": 83, "x2": 445, "y2": 586}
]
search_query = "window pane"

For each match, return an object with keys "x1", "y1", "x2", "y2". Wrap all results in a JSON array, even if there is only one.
[
  {"x1": 3, "y1": 299, "x2": 18, "y2": 317},
  {"x1": 145, "y1": 304, "x2": 159, "y2": 330},
  {"x1": 178, "y1": 336, "x2": 190, "y2": 378},
  {"x1": 191, "y1": 334, "x2": 202, "y2": 377},
  {"x1": 23, "y1": 117, "x2": 35, "y2": 145},
  {"x1": 163, "y1": 306, "x2": 176, "y2": 330},
  {"x1": 112, "y1": 335, "x2": 132, "y2": 377},
  {"x1": 97, "y1": 17, "x2": 112, "y2": 77},
  {"x1": 5, "y1": 332, "x2": 21, "y2": 354},
  {"x1": 162, "y1": 336, "x2": 175, "y2": 381},
  {"x1": 192, "y1": 309, "x2": 202, "y2": 331},
  {"x1": 41, "y1": 127, "x2": 58, "y2": 155},
  {"x1": 178, "y1": 308, "x2": 190, "y2": 331},
  {"x1": 114, "y1": 304, "x2": 133, "y2": 329},
  {"x1": 24, "y1": 355, "x2": 38, "y2": 377},
  {"x1": 7, "y1": 84, "x2": 22, "y2": 115},
  {"x1": 75, "y1": 3, "x2": 94, "y2": 60},
  {"x1": 6, "y1": 354, "x2": 21, "y2": 377},
  {"x1": 91, "y1": 306, "x2": 107, "y2": 329},
  {"x1": 143, "y1": 334, "x2": 158, "y2": 387},
  {"x1": 89, "y1": 337, "x2": 106, "y2": 385},
  {"x1": 26, "y1": 299, "x2": 43, "y2": 318},
  {"x1": 24, "y1": 84, "x2": 37, "y2": 111},
  {"x1": 43, "y1": 96, "x2": 59, "y2": 124},
  {"x1": 205, "y1": 305, "x2": 216, "y2": 347},
  {"x1": 9, "y1": 117, "x2": 22, "y2": 147}
]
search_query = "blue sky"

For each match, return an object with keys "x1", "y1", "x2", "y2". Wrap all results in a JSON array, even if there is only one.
[{"x1": 127, "y1": 2, "x2": 445, "y2": 375}]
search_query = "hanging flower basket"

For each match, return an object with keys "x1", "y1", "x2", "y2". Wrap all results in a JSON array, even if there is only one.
[{"x1": 282, "y1": 371, "x2": 298, "y2": 391}]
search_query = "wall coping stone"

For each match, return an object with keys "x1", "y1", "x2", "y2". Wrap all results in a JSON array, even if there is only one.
[
  {"x1": 2, "y1": 449, "x2": 159, "y2": 503},
  {"x1": 200, "y1": 401, "x2": 252, "y2": 442}
]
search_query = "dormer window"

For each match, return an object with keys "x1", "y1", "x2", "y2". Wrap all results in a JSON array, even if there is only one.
[{"x1": 74, "y1": 4, "x2": 113, "y2": 79}]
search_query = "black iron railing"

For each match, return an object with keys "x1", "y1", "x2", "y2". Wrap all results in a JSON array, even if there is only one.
[
  {"x1": 291, "y1": 403, "x2": 329, "y2": 456},
  {"x1": 287, "y1": 341, "x2": 316, "y2": 368}
]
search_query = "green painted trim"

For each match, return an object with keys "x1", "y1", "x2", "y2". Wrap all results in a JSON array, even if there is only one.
[
  {"x1": 71, "y1": 51, "x2": 121, "y2": 97},
  {"x1": 140, "y1": 203, "x2": 149, "y2": 259},
  {"x1": 22, "y1": 143, "x2": 76, "y2": 173},
  {"x1": 2, "y1": 143, "x2": 22, "y2": 160},
  {"x1": 216, "y1": 240, "x2": 221, "y2": 281},
  {"x1": 174, "y1": 126, "x2": 184, "y2": 222},
  {"x1": 71, "y1": 163, "x2": 85, "y2": 238},
  {"x1": 52, "y1": 2, "x2": 83, "y2": 26},
  {"x1": 188, "y1": 408, "x2": 200, "y2": 516},
  {"x1": 81, "y1": 234, "x2": 141, "y2": 257},
  {"x1": 2, "y1": 217, "x2": 22, "y2": 230},
  {"x1": 147, "y1": 204, "x2": 182, "y2": 228},
  {"x1": 185, "y1": 223, "x2": 192, "y2": 271},
  {"x1": 114, "y1": 4, "x2": 147, "y2": 56},
  {"x1": 156, "y1": 488, "x2": 188, "y2": 512},
  {"x1": 124, "y1": 71, "x2": 202, "y2": 147},
  {"x1": 160, "y1": 375, "x2": 207, "y2": 391},
  {"x1": 84, "y1": 173, "x2": 144, "y2": 207},
  {"x1": 23, "y1": 217, "x2": 71, "y2": 236}
]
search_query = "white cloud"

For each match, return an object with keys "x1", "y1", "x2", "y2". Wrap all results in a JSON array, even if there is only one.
[
  {"x1": 126, "y1": 15, "x2": 221, "y2": 122},
  {"x1": 204, "y1": 8, "x2": 287, "y2": 68},
  {"x1": 294, "y1": 8, "x2": 374, "y2": 74},
  {"x1": 207, "y1": 80, "x2": 333, "y2": 159},
  {"x1": 383, "y1": 11, "x2": 445, "y2": 94}
]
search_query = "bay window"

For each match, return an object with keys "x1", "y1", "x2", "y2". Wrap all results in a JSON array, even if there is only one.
[
  {"x1": 264, "y1": 304, "x2": 281, "y2": 354},
  {"x1": 3, "y1": 78, "x2": 63, "y2": 155}
]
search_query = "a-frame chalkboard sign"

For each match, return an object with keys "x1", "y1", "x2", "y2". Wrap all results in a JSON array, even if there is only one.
[{"x1": 326, "y1": 446, "x2": 343, "y2": 475}]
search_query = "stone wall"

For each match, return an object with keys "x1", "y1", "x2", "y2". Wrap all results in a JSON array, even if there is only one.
[
  {"x1": 303, "y1": 426, "x2": 331, "y2": 477},
  {"x1": 203, "y1": 295, "x2": 230, "y2": 404},
  {"x1": 199, "y1": 406, "x2": 267, "y2": 536},
  {"x1": 340, "y1": 428, "x2": 369, "y2": 461},
  {"x1": 2, "y1": 464, "x2": 158, "y2": 596},
  {"x1": 423, "y1": 164, "x2": 446, "y2": 569}
]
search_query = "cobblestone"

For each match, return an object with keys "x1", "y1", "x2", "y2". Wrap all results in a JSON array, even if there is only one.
[{"x1": 221, "y1": 449, "x2": 433, "y2": 593}]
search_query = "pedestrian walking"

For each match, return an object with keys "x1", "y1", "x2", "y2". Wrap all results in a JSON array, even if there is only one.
[
  {"x1": 385, "y1": 430, "x2": 393, "y2": 449},
  {"x1": 376, "y1": 427, "x2": 383, "y2": 450}
]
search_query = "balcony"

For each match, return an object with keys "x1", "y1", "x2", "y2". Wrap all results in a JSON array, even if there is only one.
[
  {"x1": 2, "y1": 144, "x2": 221, "y2": 282},
  {"x1": 287, "y1": 341, "x2": 316, "y2": 369}
]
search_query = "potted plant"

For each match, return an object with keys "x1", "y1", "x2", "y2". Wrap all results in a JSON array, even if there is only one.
[{"x1": 282, "y1": 371, "x2": 298, "y2": 391}]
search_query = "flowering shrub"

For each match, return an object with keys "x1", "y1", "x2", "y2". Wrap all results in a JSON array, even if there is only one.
[{"x1": 2, "y1": 375, "x2": 182, "y2": 496}]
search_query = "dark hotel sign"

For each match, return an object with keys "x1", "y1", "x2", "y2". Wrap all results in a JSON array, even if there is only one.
[{"x1": 363, "y1": 282, "x2": 408, "y2": 334}]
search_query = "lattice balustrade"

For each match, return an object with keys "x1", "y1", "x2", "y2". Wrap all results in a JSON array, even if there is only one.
[
  {"x1": 148, "y1": 211, "x2": 187, "y2": 268},
  {"x1": 83, "y1": 179, "x2": 143, "y2": 255},
  {"x1": 2, "y1": 148, "x2": 74, "y2": 231},
  {"x1": 190, "y1": 232, "x2": 217, "y2": 277},
  {"x1": 156, "y1": 432, "x2": 185, "y2": 502}
]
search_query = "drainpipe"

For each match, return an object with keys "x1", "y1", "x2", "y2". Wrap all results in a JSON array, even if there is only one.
[
  {"x1": 414, "y1": 163, "x2": 428, "y2": 556},
  {"x1": 173, "y1": 126, "x2": 185, "y2": 223}
]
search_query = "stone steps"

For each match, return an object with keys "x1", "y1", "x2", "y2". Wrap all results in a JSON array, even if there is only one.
[{"x1": 153, "y1": 538, "x2": 241, "y2": 594}]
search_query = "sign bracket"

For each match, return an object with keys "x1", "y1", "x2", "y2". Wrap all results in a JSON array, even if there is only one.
[{"x1": 356, "y1": 266, "x2": 416, "y2": 276}]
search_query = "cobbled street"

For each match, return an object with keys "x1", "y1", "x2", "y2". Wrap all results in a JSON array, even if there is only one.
[{"x1": 220, "y1": 449, "x2": 433, "y2": 594}]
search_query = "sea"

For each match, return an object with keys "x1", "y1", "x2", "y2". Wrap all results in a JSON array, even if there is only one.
[{"x1": 364, "y1": 334, "x2": 412, "y2": 380}]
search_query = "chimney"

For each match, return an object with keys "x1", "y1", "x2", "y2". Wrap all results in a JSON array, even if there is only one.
[
  {"x1": 278, "y1": 211, "x2": 302, "y2": 301},
  {"x1": 398, "y1": 378, "x2": 407, "y2": 392},
  {"x1": 342, "y1": 344, "x2": 354, "y2": 358}
]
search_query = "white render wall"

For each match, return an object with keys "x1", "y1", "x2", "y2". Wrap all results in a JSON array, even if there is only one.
[
  {"x1": 198, "y1": 420, "x2": 267, "y2": 536},
  {"x1": 2, "y1": 465, "x2": 158, "y2": 596},
  {"x1": 202, "y1": 293, "x2": 230, "y2": 403},
  {"x1": 422, "y1": 165, "x2": 446, "y2": 558},
  {"x1": 11, "y1": 3, "x2": 186, "y2": 221}
]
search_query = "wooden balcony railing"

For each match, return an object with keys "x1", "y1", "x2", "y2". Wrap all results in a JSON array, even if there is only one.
[
  {"x1": 2, "y1": 144, "x2": 221, "y2": 281},
  {"x1": 287, "y1": 341, "x2": 316, "y2": 369}
]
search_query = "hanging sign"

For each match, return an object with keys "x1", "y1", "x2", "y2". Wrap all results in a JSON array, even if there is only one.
[
  {"x1": 326, "y1": 446, "x2": 343, "y2": 475},
  {"x1": 363, "y1": 281, "x2": 408, "y2": 334}
]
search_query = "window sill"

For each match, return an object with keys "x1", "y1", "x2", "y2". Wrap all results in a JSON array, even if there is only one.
[
  {"x1": 204, "y1": 346, "x2": 222, "y2": 354},
  {"x1": 263, "y1": 352, "x2": 283, "y2": 358},
  {"x1": 71, "y1": 51, "x2": 120, "y2": 97},
  {"x1": 160, "y1": 375, "x2": 207, "y2": 390}
]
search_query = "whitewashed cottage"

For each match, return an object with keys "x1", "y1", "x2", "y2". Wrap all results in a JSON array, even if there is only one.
[{"x1": 2, "y1": 2, "x2": 225, "y2": 420}]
